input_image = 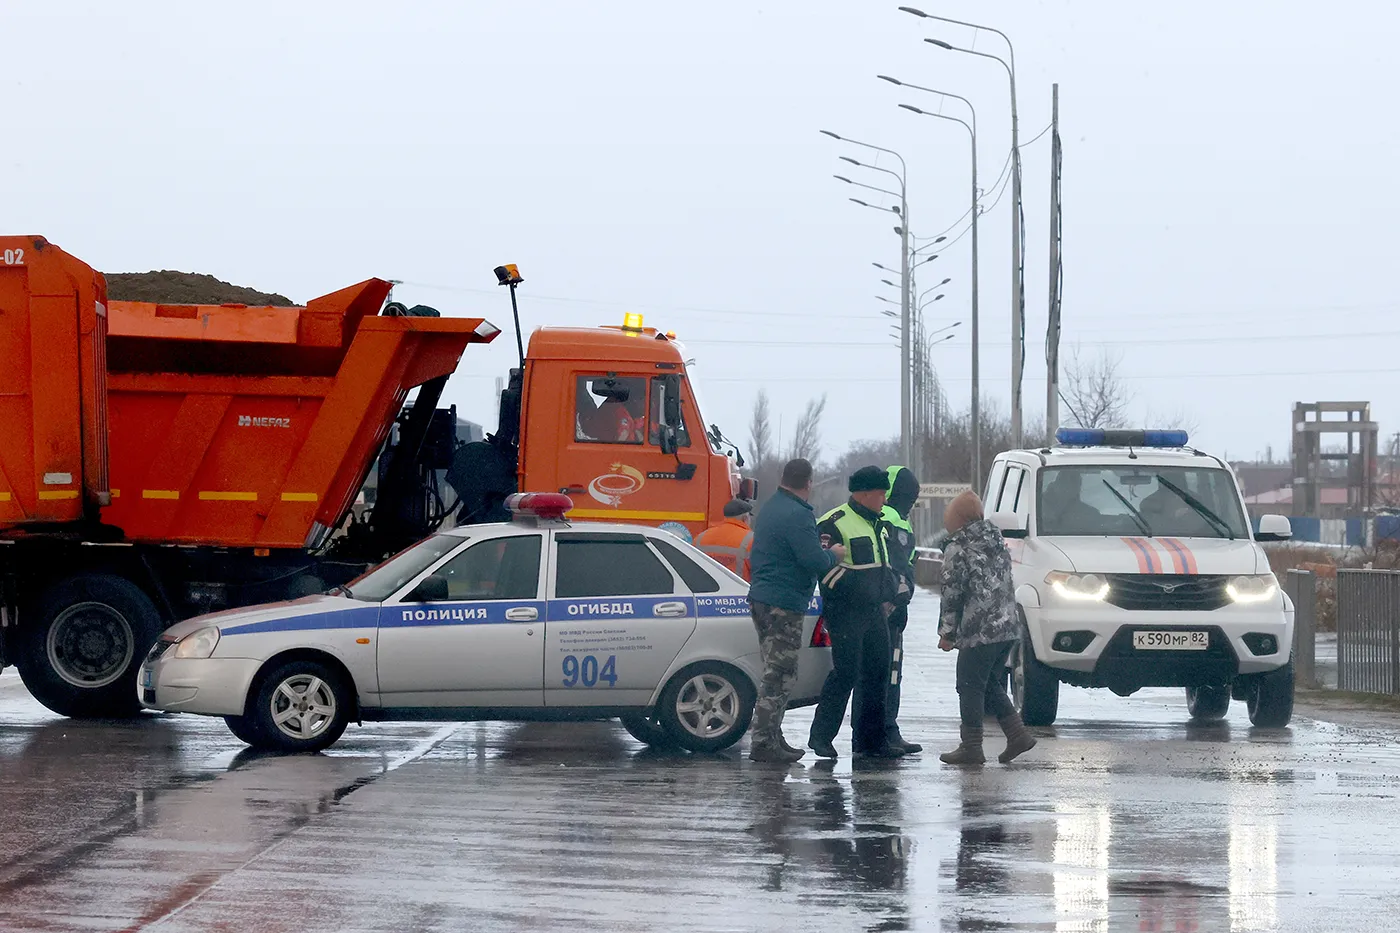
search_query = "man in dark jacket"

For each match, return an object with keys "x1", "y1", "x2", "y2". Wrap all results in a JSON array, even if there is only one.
[
  {"x1": 808, "y1": 466, "x2": 905, "y2": 760},
  {"x1": 747, "y1": 458, "x2": 845, "y2": 764},
  {"x1": 880, "y1": 465, "x2": 920, "y2": 753}
]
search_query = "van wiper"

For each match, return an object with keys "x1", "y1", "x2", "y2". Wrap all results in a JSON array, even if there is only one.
[
  {"x1": 1101, "y1": 480, "x2": 1152, "y2": 537},
  {"x1": 1155, "y1": 475, "x2": 1233, "y2": 539}
]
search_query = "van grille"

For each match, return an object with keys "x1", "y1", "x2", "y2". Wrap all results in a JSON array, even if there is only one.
[{"x1": 1104, "y1": 574, "x2": 1230, "y2": 611}]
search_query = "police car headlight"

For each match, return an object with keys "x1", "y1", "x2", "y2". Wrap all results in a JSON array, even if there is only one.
[
  {"x1": 173, "y1": 626, "x2": 220, "y2": 660},
  {"x1": 1045, "y1": 571, "x2": 1109, "y2": 601},
  {"x1": 1227, "y1": 574, "x2": 1278, "y2": 604}
]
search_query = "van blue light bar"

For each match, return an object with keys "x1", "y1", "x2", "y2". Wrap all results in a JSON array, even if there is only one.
[{"x1": 1055, "y1": 428, "x2": 1189, "y2": 448}]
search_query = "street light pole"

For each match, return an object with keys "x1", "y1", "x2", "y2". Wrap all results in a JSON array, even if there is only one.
[
  {"x1": 894, "y1": 85, "x2": 983, "y2": 485},
  {"x1": 916, "y1": 34, "x2": 1020, "y2": 448},
  {"x1": 822, "y1": 131, "x2": 912, "y2": 466}
]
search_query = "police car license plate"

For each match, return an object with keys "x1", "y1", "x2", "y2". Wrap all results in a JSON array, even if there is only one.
[
  {"x1": 1133, "y1": 631, "x2": 1209, "y2": 650},
  {"x1": 140, "y1": 669, "x2": 153, "y2": 688}
]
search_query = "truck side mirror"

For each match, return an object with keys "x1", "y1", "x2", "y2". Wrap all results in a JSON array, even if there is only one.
[{"x1": 659, "y1": 426, "x2": 678, "y2": 456}]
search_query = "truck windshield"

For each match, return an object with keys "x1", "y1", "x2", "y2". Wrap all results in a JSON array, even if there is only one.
[
  {"x1": 1037, "y1": 465, "x2": 1249, "y2": 539},
  {"x1": 343, "y1": 534, "x2": 465, "y2": 602}
]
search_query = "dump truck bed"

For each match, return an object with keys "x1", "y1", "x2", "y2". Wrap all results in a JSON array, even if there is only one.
[{"x1": 101, "y1": 283, "x2": 499, "y2": 549}]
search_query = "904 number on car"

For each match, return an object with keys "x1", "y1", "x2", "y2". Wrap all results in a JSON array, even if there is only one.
[{"x1": 562, "y1": 654, "x2": 618, "y2": 687}]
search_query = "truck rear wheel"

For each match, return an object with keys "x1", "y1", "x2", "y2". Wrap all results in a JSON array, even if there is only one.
[{"x1": 17, "y1": 574, "x2": 163, "y2": 718}]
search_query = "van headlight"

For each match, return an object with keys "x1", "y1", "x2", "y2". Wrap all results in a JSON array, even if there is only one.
[
  {"x1": 173, "y1": 626, "x2": 220, "y2": 659},
  {"x1": 1227, "y1": 574, "x2": 1278, "y2": 604},
  {"x1": 1045, "y1": 571, "x2": 1109, "y2": 601}
]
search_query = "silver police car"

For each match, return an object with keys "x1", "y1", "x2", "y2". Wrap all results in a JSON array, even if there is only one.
[{"x1": 140, "y1": 494, "x2": 832, "y2": 754}]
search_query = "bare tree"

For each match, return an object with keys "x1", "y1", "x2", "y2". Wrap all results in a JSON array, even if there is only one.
[
  {"x1": 788, "y1": 394, "x2": 827, "y2": 462},
  {"x1": 748, "y1": 390, "x2": 773, "y2": 471},
  {"x1": 1062, "y1": 345, "x2": 1132, "y2": 430}
]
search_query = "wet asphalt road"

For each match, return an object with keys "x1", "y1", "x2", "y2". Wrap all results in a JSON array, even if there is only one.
[{"x1": 3, "y1": 590, "x2": 1400, "y2": 932}]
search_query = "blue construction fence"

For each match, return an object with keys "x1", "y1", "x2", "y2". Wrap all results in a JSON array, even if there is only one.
[{"x1": 1251, "y1": 515, "x2": 1400, "y2": 547}]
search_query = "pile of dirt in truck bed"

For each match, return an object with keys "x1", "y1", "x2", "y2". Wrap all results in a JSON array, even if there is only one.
[{"x1": 104, "y1": 271, "x2": 294, "y2": 306}]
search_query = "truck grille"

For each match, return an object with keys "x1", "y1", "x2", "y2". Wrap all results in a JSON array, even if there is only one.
[{"x1": 1104, "y1": 574, "x2": 1230, "y2": 611}]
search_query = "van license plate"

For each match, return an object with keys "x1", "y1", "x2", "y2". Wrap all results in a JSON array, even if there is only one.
[
  {"x1": 1133, "y1": 631, "x2": 1209, "y2": 650},
  {"x1": 141, "y1": 669, "x2": 153, "y2": 688}
]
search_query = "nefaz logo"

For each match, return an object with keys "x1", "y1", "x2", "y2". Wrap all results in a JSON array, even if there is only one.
[{"x1": 238, "y1": 415, "x2": 292, "y2": 428}]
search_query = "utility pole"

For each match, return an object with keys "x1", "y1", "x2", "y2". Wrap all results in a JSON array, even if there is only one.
[
  {"x1": 1045, "y1": 83, "x2": 1062, "y2": 442},
  {"x1": 899, "y1": 205, "x2": 912, "y2": 467},
  {"x1": 1008, "y1": 61, "x2": 1024, "y2": 448}
]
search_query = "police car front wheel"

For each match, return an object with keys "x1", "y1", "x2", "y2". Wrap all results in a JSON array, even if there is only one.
[
  {"x1": 245, "y1": 659, "x2": 351, "y2": 753},
  {"x1": 657, "y1": 662, "x2": 755, "y2": 754}
]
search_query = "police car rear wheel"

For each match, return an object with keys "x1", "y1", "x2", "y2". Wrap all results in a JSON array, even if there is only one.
[
  {"x1": 619, "y1": 713, "x2": 680, "y2": 749},
  {"x1": 657, "y1": 662, "x2": 754, "y2": 754},
  {"x1": 1246, "y1": 661, "x2": 1294, "y2": 728},
  {"x1": 249, "y1": 659, "x2": 349, "y2": 753},
  {"x1": 223, "y1": 714, "x2": 268, "y2": 747},
  {"x1": 1185, "y1": 684, "x2": 1231, "y2": 721}
]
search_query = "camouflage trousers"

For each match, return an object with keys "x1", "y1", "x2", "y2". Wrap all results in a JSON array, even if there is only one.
[{"x1": 748, "y1": 600, "x2": 806, "y2": 748}]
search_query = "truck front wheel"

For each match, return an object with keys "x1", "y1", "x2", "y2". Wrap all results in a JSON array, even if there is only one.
[{"x1": 16, "y1": 575, "x2": 162, "y2": 718}]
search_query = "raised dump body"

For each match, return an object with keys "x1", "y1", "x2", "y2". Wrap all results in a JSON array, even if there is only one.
[
  {"x1": 103, "y1": 283, "x2": 500, "y2": 548},
  {"x1": 0, "y1": 236, "x2": 110, "y2": 526}
]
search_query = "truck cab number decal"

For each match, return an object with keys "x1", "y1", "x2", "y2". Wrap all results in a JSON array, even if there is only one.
[{"x1": 2, "y1": 248, "x2": 24, "y2": 266}]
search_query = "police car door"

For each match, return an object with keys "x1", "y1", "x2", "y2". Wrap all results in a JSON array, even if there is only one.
[
  {"x1": 546, "y1": 531, "x2": 696, "y2": 708},
  {"x1": 377, "y1": 532, "x2": 546, "y2": 708}
]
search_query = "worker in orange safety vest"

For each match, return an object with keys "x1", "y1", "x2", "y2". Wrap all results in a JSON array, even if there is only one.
[{"x1": 695, "y1": 498, "x2": 756, "y2": 580}]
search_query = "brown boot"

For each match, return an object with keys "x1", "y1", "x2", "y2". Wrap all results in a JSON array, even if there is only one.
[
  {"x1": 998, "y1": 712, "x2": 1037, "y2": 764},
  {"x1": 939, "y1": 724, "x2": 985, "y2": 765}
]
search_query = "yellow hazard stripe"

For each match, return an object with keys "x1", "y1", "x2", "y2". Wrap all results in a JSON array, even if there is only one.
[
  {"x1": 280, "y1": 492, "x2": 318, "y2": 502},
  {"x1": 38, "y1": 490, "x2": 79, "y2": 500},
  {"x1": 198, "y1": 491, "x2": 257, "y2": 501},
  {"x1": 568, "y1": 508, "x2": 706, "y2": 522},
  {"x1": 142, "y1": 490, "x2": 180, "y2": 500}
]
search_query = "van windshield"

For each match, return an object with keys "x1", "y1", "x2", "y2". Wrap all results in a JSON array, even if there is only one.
[
  {"x1": 343, "y1": 534, "x2": 465, "y2": 602},
  {"x1": 1037, "y1": 466, "x2": 1249, "y2": 539}
]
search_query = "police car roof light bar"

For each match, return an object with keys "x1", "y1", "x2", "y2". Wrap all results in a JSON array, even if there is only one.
[
  {"x1": 1055, "y1": 428, "x2": 1190, "y2": 448},
  {"x1": 505, "y1": 492, "x2": 574, "y2": 521}
]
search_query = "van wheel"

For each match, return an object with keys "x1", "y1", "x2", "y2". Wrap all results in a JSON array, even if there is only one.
[
  {"x1": 1247, "y1": 662, "x2": 1294, "y2": 728},
  {"x1": 1012, "y1": 619, "x2": 1059, "y2": 727},
  {"x1": 17, "y1": 574, "x2": 162, "y2": 718},
  {"x1": 657, "y1": 662, "x2": 755, "y2": 753},
  {"x1": 248, "y1": 659, "x2": 350, "y2": 753},
  {"x1": 619, "y1": 713, "x2": 680, "y2": 749},
  {"x1": 1186, "y1": 685, "x2": 1231, "y2": 721}
]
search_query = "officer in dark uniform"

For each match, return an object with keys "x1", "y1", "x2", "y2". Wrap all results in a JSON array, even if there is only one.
[
  {"x1": 808, "y1": 466, "x2": 906, "y2": 760},
  {"x1": 880, "y1": 465, "x2": 921, "y2": 754}
]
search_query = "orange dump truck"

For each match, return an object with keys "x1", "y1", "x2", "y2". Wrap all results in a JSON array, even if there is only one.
[
  {"x1": 0, "y1": 240, "x2": 752, "y2": 719},
  {"x1": 0, "y1": 235, "x2": 498, "y2": 716}
]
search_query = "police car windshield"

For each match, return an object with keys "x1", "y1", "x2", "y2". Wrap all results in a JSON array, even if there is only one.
[
  {"x1": 343, "y1": 534, "x2": 464, "y2": 602},
  {"x1": 1037, "y1": 465, "x2": 1249, "y2": 539}
]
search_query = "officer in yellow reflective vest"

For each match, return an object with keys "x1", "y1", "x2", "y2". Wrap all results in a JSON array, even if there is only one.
[
  {"x1": 807, "y1": 466, "x2": 907, "y2": 760},
  {"x1": 881, "y1": 465, "x2": 921, "y2": 754},
  {"x1": 695, "y1": 499, "x2": 755, "y2": 580}
]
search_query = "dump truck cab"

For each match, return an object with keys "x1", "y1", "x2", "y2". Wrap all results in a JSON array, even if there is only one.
[
  {"x1": 519, "y1": 323, "x2": 742, "y2": 543},
  {"x1": 450, "y1": 314, "x2": 751, "y2": 543}
]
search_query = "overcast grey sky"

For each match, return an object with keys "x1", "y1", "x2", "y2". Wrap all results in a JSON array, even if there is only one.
[{"x1": 6, "y1": 1, "x2": 1399, "y2": 468}]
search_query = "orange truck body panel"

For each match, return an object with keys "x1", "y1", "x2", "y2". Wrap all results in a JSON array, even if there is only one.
[
  {"x1": 520, "y1": 325, "x2": 736, "y2": 540},
  {"x1": 0, "y1": 236, "x2": 109, "y2": 526},
  {"x1": 101, "y1": 283, "x2": 497, "y2": 548}
]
